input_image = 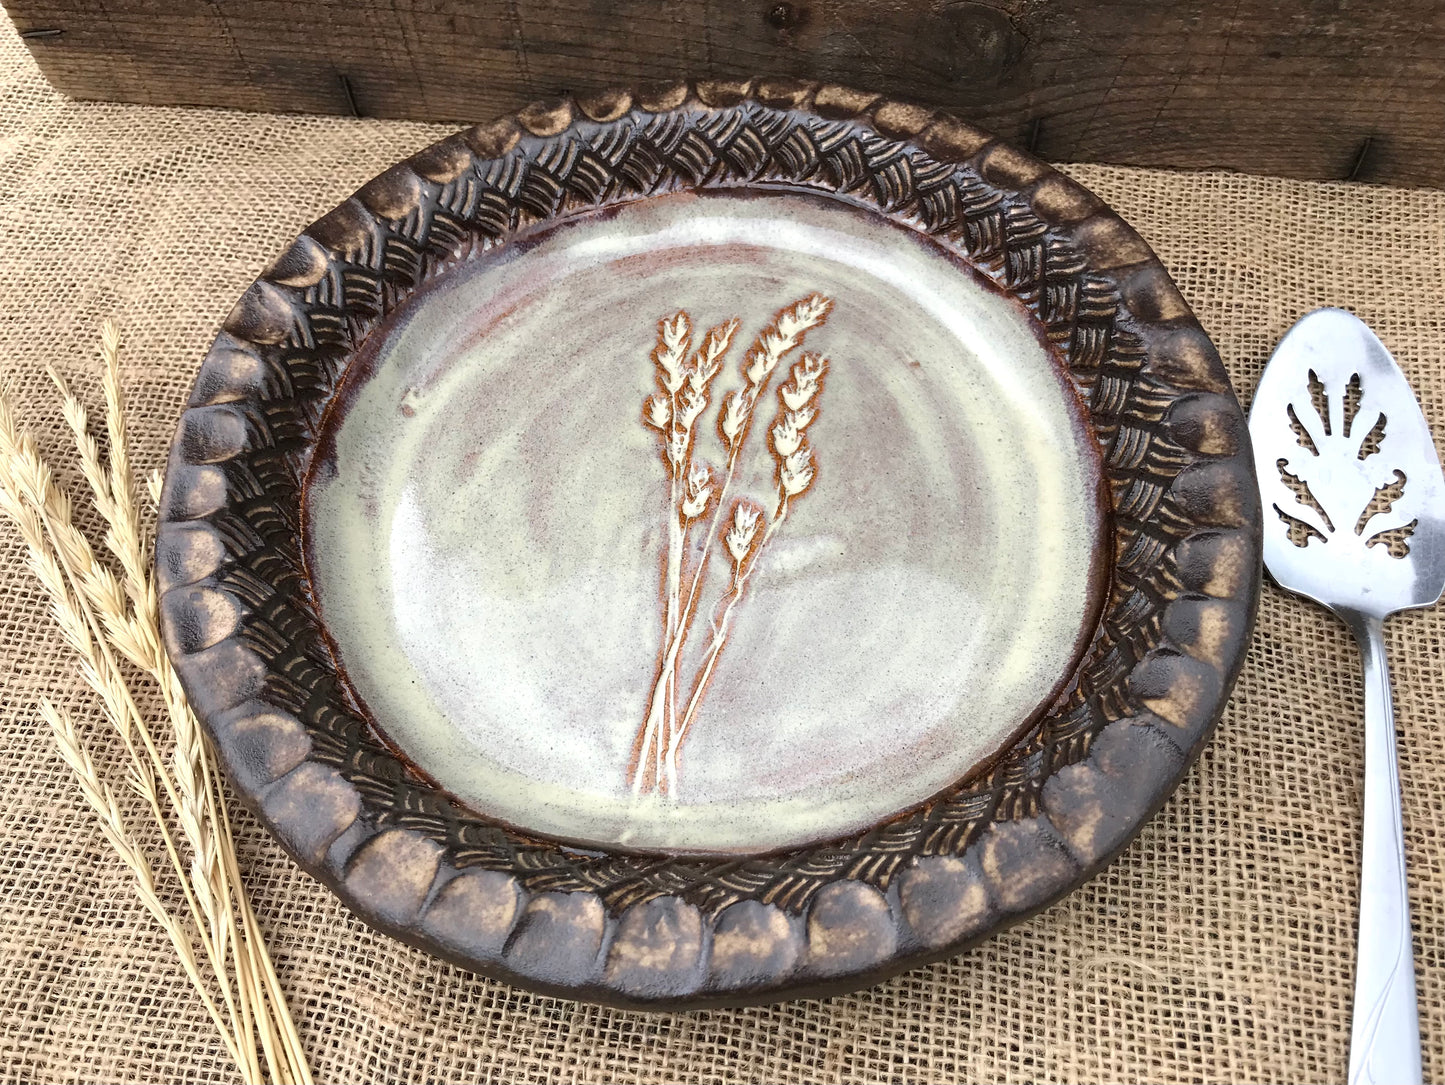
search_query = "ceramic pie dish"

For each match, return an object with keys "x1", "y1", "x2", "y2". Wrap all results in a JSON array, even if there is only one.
[{"x1": 156, "y1": 80, "x2": 1262, "y2": 1007}]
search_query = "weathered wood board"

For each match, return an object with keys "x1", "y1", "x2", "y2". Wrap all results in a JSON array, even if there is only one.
[{"x1": 6, "y1": 0, "x2": 1444, "y2": 186}]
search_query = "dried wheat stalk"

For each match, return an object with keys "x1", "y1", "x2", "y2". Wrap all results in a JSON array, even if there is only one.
[
  {"x1": 637, "y1": 313, "x2": 740, "y2": 790},
  {"x1": 41, "y1": 700, "x2": 243, "y2": 1063},
  {"x1": 0, "y1": 324, "x2": 312, "y2": 1085},
  {"x1": 668, "y1": 350, "x2": 829, "y2": 759},
  {"x1": 630, "y1": 295, "x2": 833, "y2": 795}
]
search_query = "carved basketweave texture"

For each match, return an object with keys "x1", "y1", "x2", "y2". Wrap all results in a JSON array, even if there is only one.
[{"x1": 158, "y1": 81, "x2": 1260, "y2": 1005}]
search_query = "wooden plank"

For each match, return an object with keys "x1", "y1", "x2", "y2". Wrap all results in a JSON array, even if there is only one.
[{"x1": 7, "y1": 0, "x2": 1445, "y2": 186}]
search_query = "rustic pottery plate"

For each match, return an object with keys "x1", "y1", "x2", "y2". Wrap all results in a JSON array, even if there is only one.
[{"x1": 158, "y1": 81, "x2": 1261, "y2": 1007}]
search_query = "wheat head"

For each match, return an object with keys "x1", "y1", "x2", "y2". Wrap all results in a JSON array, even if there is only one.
[{"x1": 2, "y1": 329, "x2": 312, "y2": 1084}]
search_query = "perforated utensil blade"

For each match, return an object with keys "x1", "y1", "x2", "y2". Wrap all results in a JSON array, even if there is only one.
[{"x1": 1250, "y1": 308, "x2": 1445, "y2": 1085}]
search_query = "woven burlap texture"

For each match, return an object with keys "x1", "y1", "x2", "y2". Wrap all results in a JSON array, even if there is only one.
[{"x1": 2, "y1": 10, "x2": 1444, "y2": 1084}]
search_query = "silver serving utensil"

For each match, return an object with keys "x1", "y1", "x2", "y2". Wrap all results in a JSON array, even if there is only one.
[{"x1": 1250, "y1": 309, "x2": 1445, "y2": 1085}]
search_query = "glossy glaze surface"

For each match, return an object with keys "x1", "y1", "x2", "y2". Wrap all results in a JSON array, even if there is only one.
[
  {"x1": 304, "y1": 190, "x2": 1106, "y2": 853},
  {"x1": 159, "y1": 85, "x2": 1262, "y2": 1006}
]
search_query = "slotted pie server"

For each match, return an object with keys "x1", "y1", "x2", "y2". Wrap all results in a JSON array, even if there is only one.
[{"x1": 1250, "y1": 308, "x2": 1445, "y2": 1085}]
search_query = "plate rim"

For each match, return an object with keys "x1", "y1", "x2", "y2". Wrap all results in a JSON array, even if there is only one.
[{"x1": 157, "y1": 79, "x2": 1263, "y2": 1008}]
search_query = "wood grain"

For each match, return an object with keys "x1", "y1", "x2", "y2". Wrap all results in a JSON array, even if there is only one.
[{"x1": 7, "y1": 0, "x2": 1444, "y2": 186}]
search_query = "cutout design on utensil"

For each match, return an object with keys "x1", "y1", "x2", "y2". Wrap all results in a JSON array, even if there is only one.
[
  {"x1": 1359, "y1": 472, "x2": 1415, "y2": 557},
  {"x1": 1343, "y1": 373, "x2": 1363, "y2": 436},
  {"x1": 1273, "y1": 368, "x2": 1417, "y2": 556},
  {"x1": 1287, "y1": 404, "x2": 1320, "y2": 455},
  {"x1": 1358, "y1": 414, "x2": 1388, "y2": 461},
  {"x1": 1275, "y1": 459, "x2": 1332, "y2": 545},
  {"x1": 631, "y1": 294, "x2": 836, "y2": 796}
]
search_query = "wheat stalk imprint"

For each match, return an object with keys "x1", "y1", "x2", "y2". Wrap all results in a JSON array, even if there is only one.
[{"x1": 628, "y1": 293, "x2": 834, "y2": 796}]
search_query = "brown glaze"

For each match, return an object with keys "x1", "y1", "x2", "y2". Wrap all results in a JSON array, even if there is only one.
[{"x1": 157, "y1": 82, "x2": 1262, "y2": 1007}]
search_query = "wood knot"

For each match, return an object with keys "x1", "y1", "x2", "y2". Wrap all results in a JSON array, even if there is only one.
[
  {"x1": 940, "y1": 2, "x2": 1024, "y2": 85},
  {"x1": 766, "y1": 2, "x2": 803, "y2": 30}
]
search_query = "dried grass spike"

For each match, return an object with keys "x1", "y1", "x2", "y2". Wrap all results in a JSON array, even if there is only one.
[
  {"x1": 40, "y1": 700, "x2": 247, "y2": 1072},
  {"x1": 719, "y1": 391, "x2": 747, "y2": 448},
  {"x1": 744, "y1": 346, "x2": 774, "y2": 387},
  {"x1": 653, "y1": 312, "x2": 691, "y2": 394},
  {"x1": 725, "y1": 501, "x2": 763, "y2": 565},
  {"x1": 781, "y1": 352, "x2": 829, "y2": 410},
  {"x1": 688, "y1": 318, "x2": 741, "y2": 393},
  {"x1": 682, "y1": 463, "x2": 713, "y2": 520},
  {"x1": 776, "y1": 293, "x2": 833, "y2": 339},
  {"x1": 770, "y1": 407, "x2": 816, "y2": 457},
  {"x1": 100, "y1": 320, "x2": 137, "y2": 524},
  {"x1": 0, "y1": 327, "x2": 312, "y2": 1084},
  {"x1": 779, "y1": 445, "x2": 816, "y2": 497},
  {"x1": 797, "y1": 351, "x2": 828, "y2": 383},
  {"x1": 743, "y1": 298, "x2": 832, "y2": 388},
  {"x1": 678, "y1": 386, "x2": 707, "y2": 433},
  {"x1": 643, "y1": 394, "x2": 670, "y2": 430},
  {"x1": 666, "y1": 429, "x2": 689, "y2": 468},
  {"x1": 631, "y1": 292, "x2": 837, "y2": 798}
]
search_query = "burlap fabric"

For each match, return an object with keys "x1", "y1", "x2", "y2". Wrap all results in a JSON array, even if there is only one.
[{"x1": 2, "y1": 10, "x2": 1443, "y2": 1083}]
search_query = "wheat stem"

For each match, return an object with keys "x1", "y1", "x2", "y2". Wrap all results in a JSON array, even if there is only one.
[
  {"x1": 11, "y1": 506, "x2": 243, "y2": 1048},
  {"x1": 48, "y1": 372, "x2": 236, "y2": 993},
  {"x1": 666, "y1": 352, "x2": 829, "y2": 773},
  {"x1": 669, "y1": 494, "x2": 776, "y2": 760},
  {"x1": 2, "y1": 389, "x2": 257, "y2": 1079},
  {"x1": 131, "y1": 343, "x2": 309, "y2": 1085},
  {"x1": 4, "y1": 326, "x2": 312, "y2": 1083},
  {"x1": 671, "y1": 297, "x2": 829, "y2": 668},
  {"x1": 41, "y1": 700, "x2": 249, "y2": 1071},
  {"x1": 0, "y1": 435, "x2": 212, "y2": 931},
  {"x1": 646, "y1": 297, "x2": 828, "y2": 790},
  {"x1": 630, "y1": 299, "x2": 827, "y2": 793},
  {"x1": 638, "y1": 314, "x2": 690, "y2": 793},
  {"x1": 80, "y1": 349, "x2": 265, "y2": 1083},
  {"x1": 34, "y1": 501, "x2": 257, "y2": 1080},
  {"x1": 656, "y1": 317, "x2": 739, "y2": 788},
  {"x1": 111, "y1": 335, "x2": 308, "y2": 1084},
  {"x1": 669, "y1": 565, "x2": 747, "y2": 763},
  {"x1": 218, "y1": 783, "x2": 310, "y2": 1085}
]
